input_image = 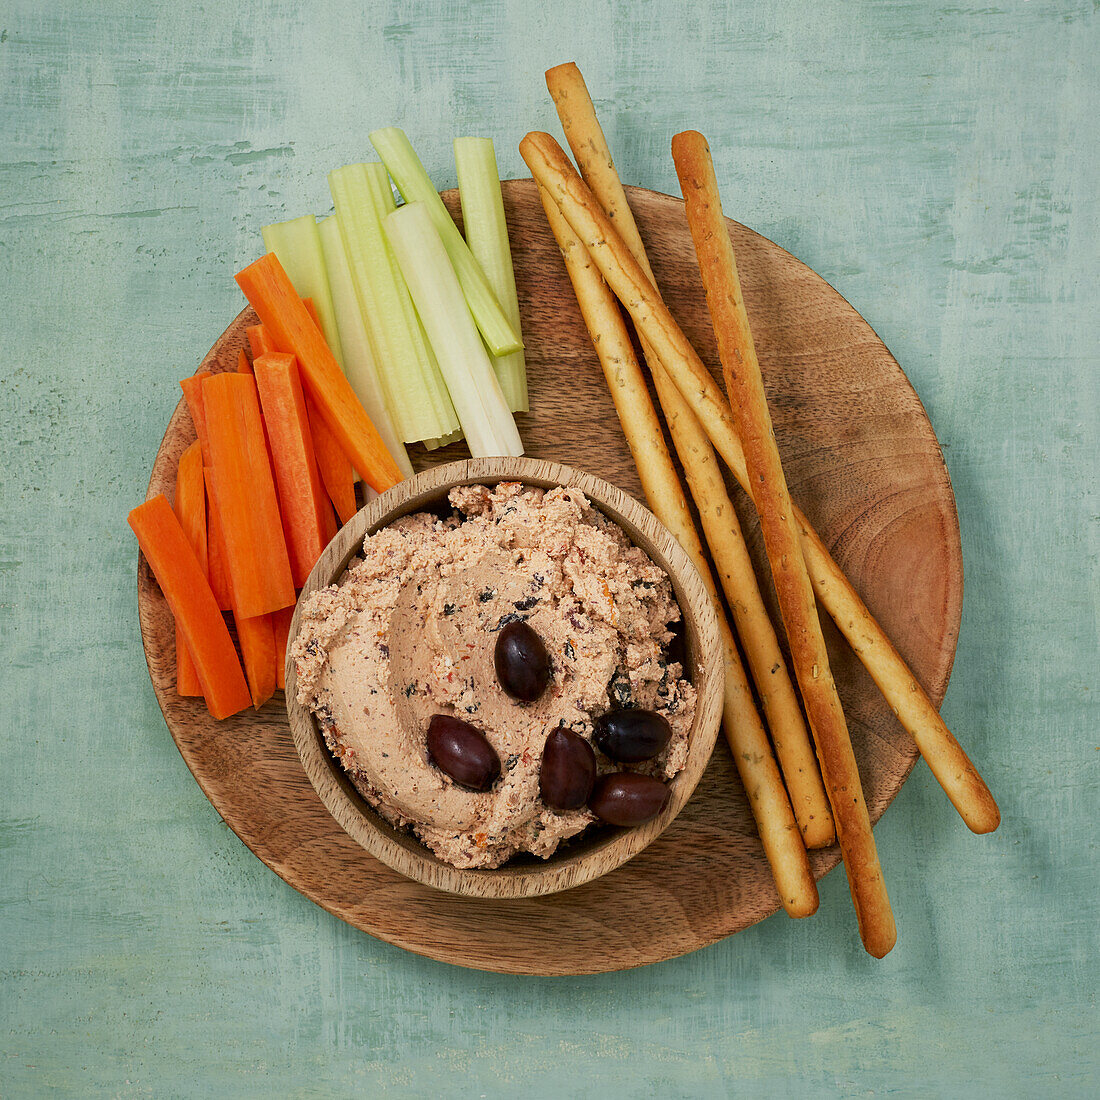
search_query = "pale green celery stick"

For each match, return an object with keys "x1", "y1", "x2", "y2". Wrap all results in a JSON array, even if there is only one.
[
  {"x1": 328, "y1": 163, "x2": 459, "y2": 443},
  {"x1": 453, "y1": 137, "x2": 528, "y2": 413},
  {"x1": 261, "y1": 215, "x2": 345, "y2": 368},
  {"x1": 317, "y1": 215, "x2": 414, "y2": 479},
  {"x1": 385, "y1": 202, "x2": 523, "y2": 458},
  {"x1": 422, "y1": 429, "x2": 464, "y2": 451},
  {"x1": 369, "y1": 127, "x2": 523, "y2": 357}
]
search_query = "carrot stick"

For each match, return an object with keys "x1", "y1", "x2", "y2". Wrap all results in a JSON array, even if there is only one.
[
  {"x1": 180, "y1": 370, "x2": 213, "y2": 462},
  {"x1": 176, "y1": 445, "x2": 209, "y2": 573},
  {"x1": 235, "y1": 611, "x2": 276, "y2": 708},
  {"x1": 253, "y1": 351, "x2": 331, "y2": 585},
  {"x1": 210, "y1": 541, "x2": 275, "y2": 710},
  {"x1": 247, "y1": 324, "x2": 278, "y2": 359},
  {"x1": 217, "y1": 547, "x2": 276, "y2": 708},
  {"x1": 188, "y1": 405, "x2": 276, "y2": 710},
  {"x1": 182, "y1": 371, "x2": 248, "y2": 611},
  {"x1": 299, "y1": 298, "x2": 358, "y2": 522},
  {"x1": 175, "y1": 637, "x2": 202, "y2": 698},
  {"x1": 202, "y1": 467, "x2": 234, "y2": 611},
  {"x1": 272, "y1": 606, "x2": 294, "y2": 691},
  {"x1": 202, "y1": 372, "x2": 296, "y2": 618},
  {"x1": 300, "y1": 297, "x2": 323, "y2": 331},
  {"x1": 199, "y1": 479, "x2": 276, "y2": 708},
  {"x1": 129, "y1": 495, "x2": 252, "y2": 720},
  {"x1": 230, "y1": 369, "x2": 295, "y2": 600},
  {"x1": 235, "y1": 253, "x2": 404, "y2": 493},
  {"x1": 181, "y1": 371, "x2": 232, "y2": 609},
  {"x1": 237, "y1": 348, "x2": 252, "y2": 375},
  {"x1": 250, "y1": 313, "x2": 358, "y2": 523},
  {"x1": 173, "y1": 441, "x2": 208, "y2": 697},
  {"x1": 673, "y1": 130, "x2": 895, "y2": 957},
  {"x1": 307, "y1": 394, "x2": 357, "y2": 524}
]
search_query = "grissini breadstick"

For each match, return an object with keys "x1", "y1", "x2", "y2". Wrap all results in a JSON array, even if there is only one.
[
  {"x1": 672, "y1": 130, "x2": 895, "y2": 956},
  {"x1": 546, "y1": 62, "x2": 834, "y2": 849},
  {"x1": 536, "y1": 182, "x2": 818, "y2": 917},
  {"x1": 519, "y1": 129, "x2": 1000, "y2": 836}
]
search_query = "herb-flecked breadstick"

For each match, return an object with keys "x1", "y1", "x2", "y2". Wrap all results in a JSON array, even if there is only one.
[
  {"x1": 537, "y1": 181, "x2": 818, "y2": 917},
  {"x1": 672, "y1": 130, "x2": 895, "y2": 956},
  {"x1": 546, "y1": 62, "x2": 834, "y2": 849},
  {"x1": 518, "y1": 128, "x2": 999, "y2": 838}
]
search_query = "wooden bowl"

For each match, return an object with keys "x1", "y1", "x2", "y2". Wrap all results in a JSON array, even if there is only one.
[{"x1": 285, "y1": 456, "x2": 724, "y2": 900}]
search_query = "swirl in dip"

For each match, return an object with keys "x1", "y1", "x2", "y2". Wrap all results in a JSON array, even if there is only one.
[{"x1": 292, "y1": 482, "x2": 696, "y2": 869}]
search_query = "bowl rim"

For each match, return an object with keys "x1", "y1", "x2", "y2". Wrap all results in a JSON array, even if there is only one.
[{"x1": 285, "y1": 456, "x2": 724, "y2": 899}]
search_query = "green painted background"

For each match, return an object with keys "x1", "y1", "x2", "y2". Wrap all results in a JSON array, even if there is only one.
[{"x1": 2, "y1": 1, "x2": 1096, "y2": 1095}]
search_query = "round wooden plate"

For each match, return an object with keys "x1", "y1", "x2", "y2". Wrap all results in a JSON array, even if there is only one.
[{"x1": 138, "y1": 180, "x2": 962, "y2": 975}]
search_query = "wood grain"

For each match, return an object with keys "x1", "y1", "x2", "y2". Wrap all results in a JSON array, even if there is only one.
[
  {"x1": 137, "y1": 180, "x2": 962, "y2": 975},
  {"x1": 286, "y1": 456, "x2": 723, "y2": 899}
]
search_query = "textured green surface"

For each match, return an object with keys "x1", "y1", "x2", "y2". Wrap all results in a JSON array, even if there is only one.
[{"x1": 2, "y1": 1, "x2": 1097, "y2": 1096}]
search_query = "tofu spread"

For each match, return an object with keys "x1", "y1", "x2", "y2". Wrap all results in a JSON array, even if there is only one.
[{"x1": 292, "y1": 482, "x2": 695, "y2": 869}]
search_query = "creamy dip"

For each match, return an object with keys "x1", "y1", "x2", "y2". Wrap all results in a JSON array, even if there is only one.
[{"x1": 292, "y1": 482, "x2": 695, "y2": 868}]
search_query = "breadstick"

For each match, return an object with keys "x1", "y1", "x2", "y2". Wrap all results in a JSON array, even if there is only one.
[
  {"x1": 519, "y1": 129, "x2": 1000, "y2": 837},
  {"x1": 546, "y1": 62, "x2": 834, "y2": 849},
  {"x1": 672, "y1": 131, "x2": 895, "y2": 956},
  {"x1": 537, "y1": 182, "x2": 818, "y2": 917}
]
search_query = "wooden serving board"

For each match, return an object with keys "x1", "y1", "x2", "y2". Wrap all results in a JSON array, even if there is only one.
[{"x1": 138, "y1": 180, "x2": 962, "y2": 975}]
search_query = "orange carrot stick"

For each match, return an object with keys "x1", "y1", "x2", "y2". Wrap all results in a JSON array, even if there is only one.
[
  {"x1": 129, "y1": 495, "x2": 252, "y2": 720},
  {"x1": 272, "y1": 606, "x2": 294, "y2": 691},
  {"x1": 235, "y1": 253, "x2": 403, "y2": 493},
  {"x1": 175, "y1": 648, "x2": 201, "y2": 701},
  {"x1": 237, "y1": 348, "x2": 252, "y2": 375},
  {"x1": 187, "y1": 415, "x2": 275, "y2": 709},
  {"x1": 202, "y1": 373, "x2": 296, "y2": 618},
  {"x1": 181, "y1": 372, "x2": 232, "y2": 609},
  {"x1": 174, "y1": 441, "x2": 208, "y2": 697},
  {"x1": 300, "y1": 297, "x2": 323, "y2": 331},
  {"x1": 208, "y1": 528, "x2": 275, "y2": 710},
  {"x1": 181, "y1": 374, "x2": 230, "y2": 595},
  {"x1": 229, "y1": 370, "x2": 295, "y2": 608},
  {"x1": 176, "y1": 447, "x2": 209, "y2": 579},
  {"x1": 180, "y1": 370, "x2": 214, "y2": 462},
  {"x1": 253, "y1": 351, "x2": 331, "y2": 585},
  {"x1": 234, "y1": 611, "x2": 276, "y2": 708},
  {"x1": 247, "y1": 324, "x2": 279, "y2": 359},
  {"x1": 202, "y1": 467, "x2": 234, "y2": 611},
  {"x1": 248, "y1": 317, "x2": 356, "y2": 522},
  {"x1": 297, "y1": 299, "x2": 358, "y2": 524},
  {"x1": 307, "y1": 395, "x2": 357, "y2": 525}
]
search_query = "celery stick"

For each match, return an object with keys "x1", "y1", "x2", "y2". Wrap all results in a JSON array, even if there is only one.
[
  {"x1": 317, "y1": 215, "x2": 414, "y2": 479},
  {"x1": 453, "y1": 137, "x2": 528, "y2": 413},
  {"x1": 385, "y1": 202, "x2": 523, "y2": 458},
  {"x1": 328, "y1": 163, "x2": 459, "y2": 443},
  {"x1": 369, "y1": 127, "x2": 523, "y2": 357},
  {"x1": 422, "y1": 429, "x2": 464, "y2": 451},
  {"x1": 261, "y1": 215, "x2": 344, "y2": 369}
]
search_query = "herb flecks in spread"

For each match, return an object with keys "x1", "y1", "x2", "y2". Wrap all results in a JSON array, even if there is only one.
[{"x1": 292, "y1": 481, "x2": 695, "y2": 869}]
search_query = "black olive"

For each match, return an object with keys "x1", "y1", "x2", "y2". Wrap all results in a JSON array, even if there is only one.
[
  {"x1": 425, "y1": 715, "x2": 500, "y2": 791},
  {"x1": 539, "y1": 726, "x2": 596, "y2": 810},
  {"x1": 593, "y1": 708, "x2": 673, "y2": 763},
  {"x1": 588, "y1": 773, "x2": 671, "y2": 826},
  {"x1": 494, "y1": 620, "x2": 552, "y2": 702}
]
